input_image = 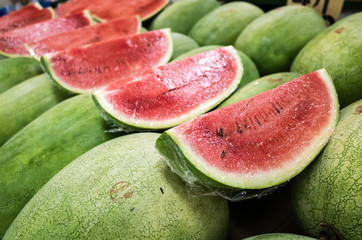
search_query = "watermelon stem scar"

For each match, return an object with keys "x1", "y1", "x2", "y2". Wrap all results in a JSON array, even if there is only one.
[{"x1": 319, "y1": 223, "x2": 343, "y2": 240}]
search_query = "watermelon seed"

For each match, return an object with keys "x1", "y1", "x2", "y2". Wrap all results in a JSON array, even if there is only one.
[
  {"x1": 235, "y1": 121, "x2": 243, "y2": 134},
  {"x1": 272, "y1": 103, "x2": 281, "y2": 114},
  {"x1": 130, "y1": 207, "x2": 135, "y2": 212},
  {"x1": 146, "y1": 42, "x2": 151, "y2": 47},
  {"x1": 221, "y1": 151, "x2": 226, "y2": 158},
  {"x1": 216, "y1": 128, "x2": 224, "y2": 137},
  {"x1": 160, "y1": 187, "x2": 164, "y2": 194},
  {"x1": 255, "y1": 117, "x2": 262, "y2": 126}
]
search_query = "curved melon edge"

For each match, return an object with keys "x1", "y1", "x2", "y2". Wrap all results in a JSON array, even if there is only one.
[
  {"x1": 140, "y1": 0, "x2": 170, "y2": 21},
  {"x1": 158, "y1": 69, "x2": 339, "y2": 191},
  {"x1": 93, "y1": 46, "x2": 243, "y2": 130}
]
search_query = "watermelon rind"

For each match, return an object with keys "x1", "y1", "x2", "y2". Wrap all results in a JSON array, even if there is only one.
[
  {"x1": 243, "y1": 233, "x2": 317, "y2": 240},
  {"x1": 156, "y1": 69, "x2": 339, "y2": 195},
  {"x1": 41, "y1": 28, "x2": 173, "y2": 94},
  {"x1": 93, "y1": 46, "x2": 243, "y2": 131}
]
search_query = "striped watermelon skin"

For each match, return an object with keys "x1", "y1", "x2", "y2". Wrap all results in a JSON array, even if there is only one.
[{"x1": 0, "y1": 94, "x2": 120, "y2": 236}]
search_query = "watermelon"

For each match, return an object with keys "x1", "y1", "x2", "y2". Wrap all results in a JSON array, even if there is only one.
[
  {"x1": 0, "y1": 94, "x2": 120, "y2": 236},
  {"x1": 150, "y1": 0, "x2": 220, "y2": 34},
  {"x1": 3, "y1": 133, "x2": 229, "y2": 239},
  {"x1": 291, "y1": 12, "x2": 362, "y2": 108},
  {"x1": 0, "y1": 10, "x2": 94, "y2": 58},
  {"x1": 0, "y1": 57, "x2": 42, "y2": 93},
  {"x1": 41, "y1": 29, "x2": 173, "y2": 94},
  {"x1": 93, "y1": 46, "x2": 243, "y2": 131},
  {"x1": 219, "y1": 72, "x2": 302, "y2": 108},
  {"x1": 234, "y1": 5, "x2": 326, "y2": 76},
  {"x1": 0, "y1": 74, "x2": 70, "y2": 146},
  {"x1": 55, "y1": 0, "x2": 169, "y2": 21},
  {"x1": 188, "y1": 2, "x2": 264, "y2": 46},
  {"x1": 0, "y1": 3, "x2": 55, "y2": 33},
  {"x1": 170, "y1": 32, "x2": 199, "y2": 60},
  {"x1": 26, "y1": 16, "x2": 141, "y2": 60},
  {"x1": 155, "y1": 69, "x2": 338, "y2": 200},
  {"x1": 243, "y1": 233, "x2": 317, "y2": 240},
  {"x1": 173, "y1": 45, "x2": 260, "y2": 89},
  {"x1": 291, "y1": 99, "x2": 362, "y2": 240}
]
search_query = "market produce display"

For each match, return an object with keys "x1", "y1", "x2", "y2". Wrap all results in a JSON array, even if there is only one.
[{"x1": 0, "y1": 0, "x2": 360, "y2": 239}]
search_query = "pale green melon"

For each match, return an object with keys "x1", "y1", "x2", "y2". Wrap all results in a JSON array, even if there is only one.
[
  {"x1": 291, "y1": 99, "x2": 362, "y2": 240},
  {"x1": 219, "y1": 72, "x2": 302, "y2": 108},
  {"x1": 170, "y1": 32, "x2": 199, "y2": 60},
  {"x1": 4, "y1": 133, "x2": 229, "y2": 240}
]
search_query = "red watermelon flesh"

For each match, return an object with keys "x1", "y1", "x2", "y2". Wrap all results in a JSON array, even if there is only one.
[
  {"x1": 41, "y1": 29, "x2": 173, "y2": 94},
  {"x1": 0, "y1": 3, "x2": 55, "y2": 33},
  {"x1": 156, "y1": 69, "x2": 338, "y2": 192},
  {"x1": 55, "y1": 0, "x2": 168, "y2": 20},
  {"x1": 0, "y1": 11, "x2": 93, "y2": 57},
  {"x1": 26, "y1": 16, "x2": 141, "y2": 60},
  {"x1": 93, "y1": 46, "x2": 242, "y2": 130}
]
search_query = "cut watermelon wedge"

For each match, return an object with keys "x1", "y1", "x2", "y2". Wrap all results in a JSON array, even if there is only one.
[
  {"x1": 55, "y1": 0, "x2": 169, "y2": 21},
  {"x1": 41, "y1": 29, "x2": 173, "y2": 94},
  {"x1": 0, "y1": 3, "x2": 55, "y2": 33},
  {"x1": 93, "y1": 46, "x2": 243, "y2": 131},
  {"x1": 0, "y1": 10, "x2": 94, "y2": 57},
  {"x1": 26, "y1": 16, "x2": 141, "y2": 60},
  {"x1": 156, "y1": 69, "x2": 339, "y2": 199}
]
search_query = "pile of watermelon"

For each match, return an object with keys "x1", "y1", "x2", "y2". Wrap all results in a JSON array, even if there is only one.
[{"x1": 0, "y1": 0, "x2": 361, "y2": 239}]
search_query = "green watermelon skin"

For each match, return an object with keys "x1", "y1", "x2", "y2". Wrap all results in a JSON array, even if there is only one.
[
  {"x1": 0, "y1": 57, "x2": 43, "y2": 93},
  {"x1": 188, "y1": 2, "x2": 263, "y2": 46},
  {"x1": 234, "y1": 5, "x2": 326, "y2": 76},
  {"x1": 243, "y1": 233, "x2": 317, "y2": 240},
  {"x1": 291, "y1": 99, "x2": 362, "y2": 240},
  {"x1": 219, "y1": 72, "x2": 302, "y2": 108},
  {"x1": 170, "y1": 32, "x2": 199, "y2": 60},
  {"x1": 3, "y1": 133, "x2": 229, "y2": 240},
  {"x1": 150, "y1": 0, "x2": 220, "y2": 34},
  {"x1": 0, "y1": 74, "x2": 70, "y2": 146},
  {"x1": 173, "y1": 45, "x2": 260, "y2": 89},
  {"x1": 291, "y1": 13, "x2": 362, "y2": 108},
  {"x1": 0, "y1": 94, "x2": 119, "y2": 237}
]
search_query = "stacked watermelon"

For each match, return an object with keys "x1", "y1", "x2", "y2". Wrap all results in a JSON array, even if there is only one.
[{"x1": 0, "y1": 0, "x2": 361, "y2": 239}]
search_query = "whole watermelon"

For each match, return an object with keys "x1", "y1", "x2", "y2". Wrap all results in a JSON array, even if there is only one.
[
  {"x1": 291, "y1": 99, "x2": 362, "y2": 240},
  {"x1": 291, "y1": 12, "x2": 362, "y2": 107},
  {"x1": 3, "y1": 133, "x2": 229, "y2": 239}
]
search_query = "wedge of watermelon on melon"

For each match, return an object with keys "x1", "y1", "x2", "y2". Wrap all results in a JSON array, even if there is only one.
[
  {"x1": 55, "y1": 0, "x2": 168, "y2": 21},
  {"x1": 26, "y1": 16, "x2": 141, "y2": 60},
  {"x1": 93, "y1": 46, "x2": 243, "y2": 131},
  {"x1": 156, "y1": 69, "x2": 339, "y2": 200},
  {"x1": 41, "y1": 29, "x2": 173, "y2": 94},
  {"x1": 0, "y1": 10, "x2": 94, "y2": 58},
  {"x1": 0, "y1": 3, "x2": 55, "y2": 33}
]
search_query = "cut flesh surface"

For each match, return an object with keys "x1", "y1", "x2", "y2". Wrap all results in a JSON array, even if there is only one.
[
  {"x1": 0, "y1": 3, "x2": 55, "y2": 33},
  {"x1": 0, "y1": 11, "x2": 93, "y2": 57},
  {"x1": 55, "y1": 0, "x2": 168, "y2": 20},
  {"x1": 93, "y1": 46, "x2": 243, "y2": 130},
  {"x1": 42, "y1": 29, "x2": 173, "y2": 94},
  {"x1": 156, "y1": 69, "x2": 339, "y2": 190},
  {"x1": 26, "y1": 16, "x2": 141, "y2": 60}
]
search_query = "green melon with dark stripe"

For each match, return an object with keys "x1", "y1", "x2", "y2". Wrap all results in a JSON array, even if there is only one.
[
  {"x1": 0, "y1": 74, "x2": 70, "y2": 146},
  {"x1": 0, "y1": 94, "x2": 119, "y2": 236},
  {"x1": 4, "y1": 133, "x2": 229, "y2": 239},
  {"x1": 0, "y1": 57, "x2": 42, "y2": 93}
]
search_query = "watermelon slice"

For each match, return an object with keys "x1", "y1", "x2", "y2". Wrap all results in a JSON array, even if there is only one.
[
  {"x1": 55, "y1": 0, "x2": 169, "y2": 21},
  {"x1": 26, "y1": 16, "x2": 141, "y2": 60},
  {"x1": 41, "y1": 29, "x2": 173, "y2": 94},
  {"x1": 93, "y1": 46, "x2": 243, "y2": 131},
  {"x1": 0, "y1": 11, "x2": 94, "y2": 58},
  {"x1": 155, "y1": 69, "x2": 339, "y2": 199},
  {"x1": 0, "y1": 3, "x2": 55, "y2": 33}
]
